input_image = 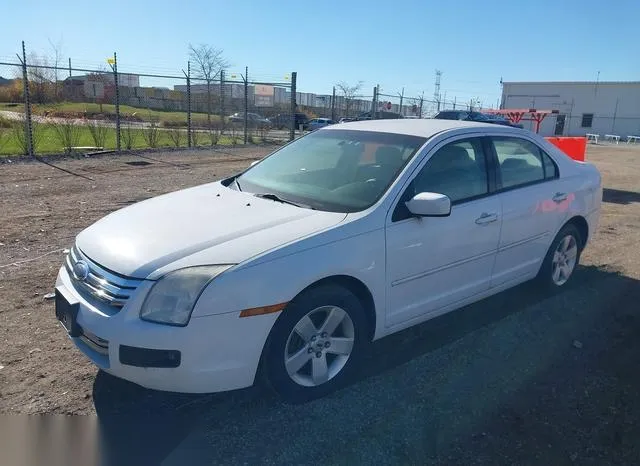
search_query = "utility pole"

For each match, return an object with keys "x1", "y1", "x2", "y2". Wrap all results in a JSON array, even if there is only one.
[
  {"x1": 68, "y1": 57, "x2": 72, "y2": 77},
  {"x1": 434, "y1": 70, "x2": 442, "y2": 112},
  {"x1": 398, "y1": 87, "x2": 404, "y2": 116}
]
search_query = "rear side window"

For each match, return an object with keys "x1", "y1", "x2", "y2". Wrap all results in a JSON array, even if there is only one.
[
  {"x1": 542, "y1": 151, "x2": 558, "y2": 179},
  {"x1": 492, "y1": 137, "x2": 545, "y2": 189}
]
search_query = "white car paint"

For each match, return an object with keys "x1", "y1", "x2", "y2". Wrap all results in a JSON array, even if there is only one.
[{"x1": 55, "y1": 119, "x2": 602, "y2": 394}]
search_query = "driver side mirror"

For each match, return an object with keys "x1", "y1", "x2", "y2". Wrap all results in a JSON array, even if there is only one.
[{"x1": 405, "y1": 192, "x2": 451, "y2": 217}]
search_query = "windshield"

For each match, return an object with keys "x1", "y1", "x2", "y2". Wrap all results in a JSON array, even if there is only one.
[{"x1": 235, "y1": 129, "x2": 427, "y2": 212}]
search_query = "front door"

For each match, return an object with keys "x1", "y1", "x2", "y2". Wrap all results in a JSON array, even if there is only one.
[
  {"x1": 554, "y1": 115, "x2": 566, "y2": 136},
  {"x1": 385, "y1": 137, "x2": 501, "y2": 328}
]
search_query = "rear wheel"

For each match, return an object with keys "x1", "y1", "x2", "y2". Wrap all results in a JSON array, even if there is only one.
[
  {"x1": 263, "y1": 284, "x2": 367, "y2": 403},
  {"x1": 537, "y1": 224, "x2": 582, "y2": 291}
]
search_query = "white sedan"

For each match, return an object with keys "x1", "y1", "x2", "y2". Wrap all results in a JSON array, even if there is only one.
[{"x1": 55, "y1": 119, "x2": 602, "y2": 402}]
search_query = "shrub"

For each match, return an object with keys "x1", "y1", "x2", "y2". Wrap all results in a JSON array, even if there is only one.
[
  {"x1": 209, "y1": 127, "x2": 220, "y2": 146},
  {"x1": 52, "y1": 121, "x2": 82, "y2": 154},
  {"x1": 87, "y1": 122, "x2": 108, "y2": 148},
  {"x1": 168, "y1": 128, "x2": 183, "y2": 147},
  {"x1": 191, "y1": 129, "x2": 201, "y2": 146},
  {"x1": 12, "y1": 120, "x2": 43, "y2": 155},
  {"x1": 0, "y1": 116, "x2": 13, "y2": 128},
  {"x1": 142, "y1": 122, "x2": 159, "y2": 148},
  {"x1": 0, "y1": 128, "x2": 9, "y2": 151},
  {"x1": 121, "y1": 125, "x2": 138, "y2": 150}
]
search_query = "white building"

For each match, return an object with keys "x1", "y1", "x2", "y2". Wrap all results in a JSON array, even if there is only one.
[{"x1": 500, "y1": 81, "x2": 640, "y2": 138}]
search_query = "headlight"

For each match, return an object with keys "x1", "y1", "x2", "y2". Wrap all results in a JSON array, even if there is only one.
[{"x1": 140, "y1": 265, "x2": 232, "y2": 326}]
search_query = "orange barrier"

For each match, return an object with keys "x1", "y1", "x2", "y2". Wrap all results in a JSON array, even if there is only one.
[{"x1": 544, "y1": 137, "x2": 586, "y2": 162}]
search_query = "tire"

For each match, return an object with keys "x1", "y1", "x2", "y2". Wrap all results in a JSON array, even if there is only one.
[
  {"x1": 537, "y1": 223, "x2": 582, "y2": 292},
  {"x1": 262, "y1": 284, "x2": 368, "y2": 403}
]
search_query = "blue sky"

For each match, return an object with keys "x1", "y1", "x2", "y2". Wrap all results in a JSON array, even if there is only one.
[{"x1": 2, "y1": 0, "x2": 638, "y2": 107}]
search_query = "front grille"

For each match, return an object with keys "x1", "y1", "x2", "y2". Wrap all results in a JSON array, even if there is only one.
[{"x1": 65, "y1": 246, "x2": 141, "y2": 308}]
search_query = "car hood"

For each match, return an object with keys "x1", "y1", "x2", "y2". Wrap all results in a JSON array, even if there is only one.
[{"x1": 76, "y1": 181, "x2": 346, "y2": 279}]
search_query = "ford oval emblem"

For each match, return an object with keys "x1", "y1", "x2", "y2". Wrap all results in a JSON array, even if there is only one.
[{"x1": 72, "y1": 260, "x2": 90, "y2": 281}]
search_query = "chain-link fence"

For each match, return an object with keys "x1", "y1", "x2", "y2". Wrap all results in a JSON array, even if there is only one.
[{"x1": 0, "y1": 42, "x2": 298, "y2": 156}]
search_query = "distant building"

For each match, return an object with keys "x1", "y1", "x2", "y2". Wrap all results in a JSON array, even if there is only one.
[
  {"x1": 63, "y1": 73, "x2": 139, "y2": 88},
  {"x1": 501, "y1": 81, "x2": 640, "y2": 137}
]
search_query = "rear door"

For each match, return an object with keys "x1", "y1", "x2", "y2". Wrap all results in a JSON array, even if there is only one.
[{"x1": 489, "y1": 136, "x2": 568, "y2": 287}]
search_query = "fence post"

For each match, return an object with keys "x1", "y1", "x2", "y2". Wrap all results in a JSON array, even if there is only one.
[
  {"x1": 19, "y1": 41, "x2": 33, "y2": 156},
  {"x1": 186, "y1": 61, "x2": 192, "y2": 147},
  {"x1": 289, "y1": 71, "x2": 297, "y2": 141},
  {"x1": 113, "y1": 52, "x2": 121, "y2": 152},
  {"x1": 371, "y1": 85, "x2": 380, "y2": 119},
  {"x1": 220, "y1": 69, "x2": 225, "y2": 132},
  {"x1": 331, "y1": 86, "x2": 336, "y2": 121},
  {"x1": 399, "y1": 87, "x2": 404, "y2": 116},
  {"x1": 243, "y1": 66, "x2": 248, "y2": 145}
]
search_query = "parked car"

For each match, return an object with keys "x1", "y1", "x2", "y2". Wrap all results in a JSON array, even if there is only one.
[
  {"x1": 483, "y1": 113, "x2": 525, "y2": 128},
  {"x1": 304, "y1": 118, "x2": 334, "y2": 131},
  {"x1": 269, "y1": 112, "x2": 309, "y2": 130},
  {"x1": 55, "y1": 119, "x2": 601, "y2": 402},
  {"x1": 434, "y1": 110, "x2": 523, "y2": 128},
  {"x1": 228, "y1": 112, "x2": 271, "y2": 128},
  {"x1": 357, "y1": 110, "x2": 402, "y2": 120}
]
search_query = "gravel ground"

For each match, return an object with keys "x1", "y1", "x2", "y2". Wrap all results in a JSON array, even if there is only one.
[{"x1": 0, "y1": 143, "x2": 639, "y2": 465}]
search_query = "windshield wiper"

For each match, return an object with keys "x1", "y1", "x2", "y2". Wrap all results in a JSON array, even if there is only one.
[{"x1": 253, "y1": 193, "x2": 313, "y2": 209}]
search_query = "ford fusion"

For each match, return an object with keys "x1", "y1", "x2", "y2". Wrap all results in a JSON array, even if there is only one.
[{"x1": 55, "y1": 119, "x2": 602, "y2": 402}]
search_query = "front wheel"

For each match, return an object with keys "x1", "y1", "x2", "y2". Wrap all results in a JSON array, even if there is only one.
[
  {"x1": 537, "y1": 224, "x2": 582, "y2": 291},
  {"x1": 262, "y1": 284, "x2": 368, "y2": 403}
]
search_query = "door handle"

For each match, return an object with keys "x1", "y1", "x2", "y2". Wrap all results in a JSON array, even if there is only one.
[
  {"x1": 475, "y1": 212, "x2": 498, "y2": 225},
  {"x1": 552, "y1": 192, "x2": 568, "y2": 203}
]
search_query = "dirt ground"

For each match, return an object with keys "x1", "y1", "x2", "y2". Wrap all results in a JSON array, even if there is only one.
[{"x1": 1, "y1": 143, "x2": 639, "y2": 465}]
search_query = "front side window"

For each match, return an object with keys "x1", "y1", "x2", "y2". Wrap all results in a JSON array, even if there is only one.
[
  {"x1": 492, "y1": 137, "x2": 546, "y2": 189},
  {"x1": 410, "y1": 138, "x2": 489, "y2": 203},
  {"x1": 236, "y1": 129, "x2": 426, "y2": 212}
]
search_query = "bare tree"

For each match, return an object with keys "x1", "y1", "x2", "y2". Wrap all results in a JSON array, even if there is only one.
[
  {"x1": 188, "y1": 44, "x2": 229, "y2": 126},
  {"x1": 48, "y1": 37, "x2": 64, "y2": 100},
  {"x1": 335, "y1": 81, "x2": 363, "y2": 117},
  {"x1": 27, "y1": 52, "x2": 56, "y2": 104}
]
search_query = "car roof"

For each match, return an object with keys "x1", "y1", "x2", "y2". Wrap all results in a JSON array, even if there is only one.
[{"x1": 323, "y1": 118, "x2": 518, "y2": 137}]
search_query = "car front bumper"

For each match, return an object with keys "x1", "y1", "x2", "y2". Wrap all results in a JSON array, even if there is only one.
[{"x1": 55, "y1": 266, "x2": 279, "y2": 393}]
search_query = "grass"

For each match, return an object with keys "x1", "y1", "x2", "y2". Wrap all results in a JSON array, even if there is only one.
[
  {"x1": 0, "y1": 124, "x2": 242, "y2": 156},
  {"x1": 0, "y1": 102, "x2": 221, "y2": 126}
]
